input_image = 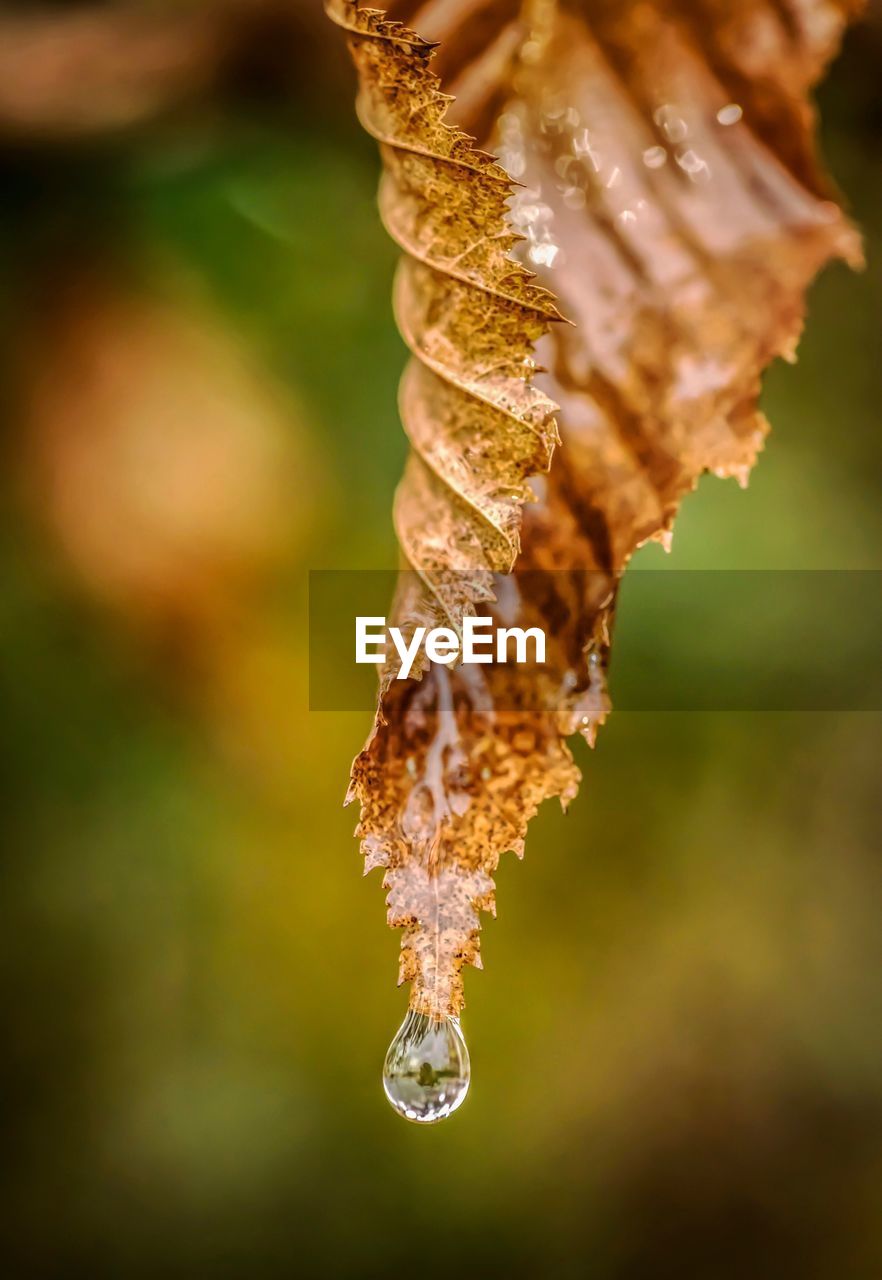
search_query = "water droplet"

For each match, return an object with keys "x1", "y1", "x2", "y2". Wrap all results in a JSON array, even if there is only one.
[
  {"x1": 654, "y1": 104, "x2": 688, "y2": 143},
  {"x1": 572, "y1": 128, "x2": 592, "y2": 157},
  {"x1": 716, "y1": 103, "x2": 743, "y2": 126},
  {"x1": 676, "y1": 149, "x2": 711, "y2": 182},
  {"x1": 383, "y1": 1011, "x2": 470, "y2": 1123},
  {"x1": 499, "y1": 148, "x2": 526, "y2": 179},
  {"x1": 642, "y1": 145, "x2": 667, "y2": 169},
  {"x1": 528, "y1": 241, "x2": 562, "y2": 268}
]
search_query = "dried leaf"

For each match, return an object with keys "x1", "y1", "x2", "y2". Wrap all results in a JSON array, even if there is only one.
[
  {"x1": 327, "y1": 0, "x2": 562, "y2": 637},
  {"x1": 331, "y1": 0, "x2": 862, "y2": 1018}
]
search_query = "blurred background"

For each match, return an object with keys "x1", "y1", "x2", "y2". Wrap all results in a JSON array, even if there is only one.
[{"x1": 1, "y1": 3, "x2": 880, "y2": 1276}]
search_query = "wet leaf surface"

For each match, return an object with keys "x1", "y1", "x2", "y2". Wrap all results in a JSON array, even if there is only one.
[{"x1": 330, "y1": 0, "x2": 862, "y2": 1017}]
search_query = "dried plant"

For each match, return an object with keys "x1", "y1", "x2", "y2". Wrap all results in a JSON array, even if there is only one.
[{"x1": 328, "y1": 0, "x2": 862, "y2": 1020}]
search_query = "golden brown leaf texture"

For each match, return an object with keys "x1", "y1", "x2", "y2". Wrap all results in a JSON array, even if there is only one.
[
  {"x1": 327, "y1": 0, "x2": 574, "y2": 1017},
  {"x1": 326, "y1": 0, "x2": 562, "y2": 631},
  {"x1": 330, "y1": 0, "x2": 862, "y2": 1019}
]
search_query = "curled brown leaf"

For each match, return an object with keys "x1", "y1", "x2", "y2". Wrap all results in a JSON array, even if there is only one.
[{"x1": 332, "y1": 0, "x2": 862, "y2": 1018}]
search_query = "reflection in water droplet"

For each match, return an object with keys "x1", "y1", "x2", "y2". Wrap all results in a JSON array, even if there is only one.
[{"x1": 383, "y1": 1011, "x2": 470, "y2": 1123}]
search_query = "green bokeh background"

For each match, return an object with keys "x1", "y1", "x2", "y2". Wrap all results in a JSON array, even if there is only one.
[{"x1": 1, "y1": 10, "x2": 880, "y2": 1277}]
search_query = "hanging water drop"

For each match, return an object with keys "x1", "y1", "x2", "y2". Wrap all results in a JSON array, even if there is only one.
[{"x1": 382, "y1": 1010, "x2": 470, "y2": 1123}]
